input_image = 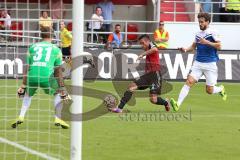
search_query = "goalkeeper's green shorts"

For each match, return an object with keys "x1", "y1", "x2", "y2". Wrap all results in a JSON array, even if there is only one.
[{"x1": 26, "y1": 77, "x2": 59, "y2": 96}]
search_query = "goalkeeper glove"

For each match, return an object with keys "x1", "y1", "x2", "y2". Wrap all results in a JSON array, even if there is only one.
[
  {"x1": 17, "y1": 85, "x2": 26, "y2": 98},
  {"x1": 58, "y1": 86, "x2": 72, "y2": 102}
]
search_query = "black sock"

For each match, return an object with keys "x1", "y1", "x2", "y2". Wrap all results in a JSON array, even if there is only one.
[
  {"x1": 118, "y1": 90, "x2": 133, "y2": 109},
  {"x1": 156, "y1": 97, "x2": 168, "y2": 106}
]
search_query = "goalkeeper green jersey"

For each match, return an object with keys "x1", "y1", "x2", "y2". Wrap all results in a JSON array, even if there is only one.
[{"x1": 27, "y1": 41, "x2": 62, "y2": 83}]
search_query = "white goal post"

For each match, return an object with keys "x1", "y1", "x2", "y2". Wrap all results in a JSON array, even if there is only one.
[{"x1": 71, "y1": 0, "x2": 84, "y2": 160}]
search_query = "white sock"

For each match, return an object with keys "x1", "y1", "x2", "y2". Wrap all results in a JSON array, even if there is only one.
[
  {"x1": 177, "y1": 84, "x2": 190, "y2": 107},
  {"x1": 213, "y1": 86, "x2": 223, "y2": 94},
  {"x1": 54, "y1": 94, "x2": 63, "y2": 119},
  {"x1": 19, "y1": 95, "x2": 32, "y2": 118}
]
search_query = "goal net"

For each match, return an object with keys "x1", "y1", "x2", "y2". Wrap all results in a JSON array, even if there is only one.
[{"x1": 0, "y1": 1, "x2": 74, "y2": 159}]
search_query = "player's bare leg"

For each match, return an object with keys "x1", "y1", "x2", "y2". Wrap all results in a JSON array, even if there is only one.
[
  {"x1": 170, "y1": 75, "x2": 196, "y2": 111},
  {"x1": 111, "y1": 82, "x2": 138, "y2": 113},
  {"x1": 149, "y1": 94, "x2": 170, "y2": 112},
  {"x1": 206, "y1": 85, "x2": 227, "y2": 101}
]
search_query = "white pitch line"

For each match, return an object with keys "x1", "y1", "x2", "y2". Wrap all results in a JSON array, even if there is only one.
[{"x1": 0, "y1": 137, "x2": 59, "y2": 160}]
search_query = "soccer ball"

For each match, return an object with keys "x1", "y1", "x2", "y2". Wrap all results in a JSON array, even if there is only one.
[{"x1": 103, "y1": 94, "x2": 117, "y2": 110}]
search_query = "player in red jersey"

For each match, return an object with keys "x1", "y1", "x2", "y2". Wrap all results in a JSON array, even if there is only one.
[{"x1": 111, "y1": 34, "x2": 170, "y2": 113}]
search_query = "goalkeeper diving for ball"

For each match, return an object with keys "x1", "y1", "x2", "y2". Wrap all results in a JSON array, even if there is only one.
[{"x1": 12, "y1": 27, "x2": 71, "y2": 129}]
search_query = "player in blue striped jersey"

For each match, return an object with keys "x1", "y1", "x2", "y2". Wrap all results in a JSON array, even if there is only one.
[{"x1": 170, "y1": 12, "x2": 227, "y2": 111}]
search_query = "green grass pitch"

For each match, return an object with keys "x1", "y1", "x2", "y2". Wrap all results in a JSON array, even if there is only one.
[{"x1": 0, "y1": 80, "x2": 239, "y2": 160}]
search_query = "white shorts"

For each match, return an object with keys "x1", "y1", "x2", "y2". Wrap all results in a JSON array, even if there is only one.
[{"x1": 189, "y1": 61, "x2": 218, "y2": 86}]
